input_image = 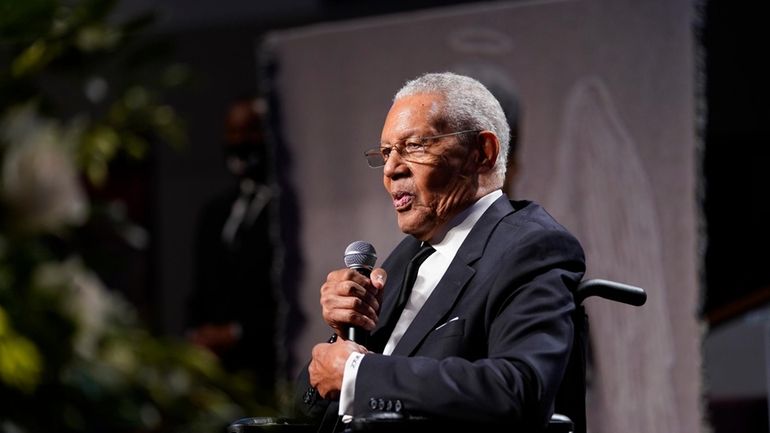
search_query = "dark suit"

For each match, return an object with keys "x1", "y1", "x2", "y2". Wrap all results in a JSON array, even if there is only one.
[
  {"x1": 297, "y1": 197, "x2": 585, "y2": 432},
  {"x1": 187, "y1": 186, "x2": 279, "y2": 401}
]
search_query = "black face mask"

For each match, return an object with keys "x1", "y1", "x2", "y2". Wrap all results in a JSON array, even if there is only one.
[{"x1": 224, "y1": 141, "x2": 267, "y2": 181}]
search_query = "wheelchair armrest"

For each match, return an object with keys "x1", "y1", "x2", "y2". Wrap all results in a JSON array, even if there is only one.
[
  {"x1": 347, "y1": 412, "x2": 574, "y2": 433},
  {"x1": 545, "y1": 413, "x2": 574, "y2": 433},
  {"x1": 227, "y1": 417, "x2": 316, "y2": 433},
  {"x1": 350, "y1": 412, "x2": 434, "y2": 432},
  {"x1": 575, "y1": 278, "x2": 646, "y2": 306}
]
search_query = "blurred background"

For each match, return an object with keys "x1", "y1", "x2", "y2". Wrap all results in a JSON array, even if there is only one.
[{"x1": 1, "y1": 0, "x2": 768, "y2": 432}]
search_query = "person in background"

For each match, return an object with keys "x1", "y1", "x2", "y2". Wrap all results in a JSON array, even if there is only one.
[
  {"x1": 294, "y1": 72, "x2": 585, "y2": 432},
  {"x1": 186, "y1": 97, "x2": 289, "y2": 405}
]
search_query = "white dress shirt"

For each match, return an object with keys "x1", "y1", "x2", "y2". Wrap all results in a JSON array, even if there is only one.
[{"x1": 339, "y1": 190, "x2": 503, "y2": 418}]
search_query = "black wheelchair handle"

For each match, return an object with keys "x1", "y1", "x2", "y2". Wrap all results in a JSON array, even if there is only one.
[
  {"x1": 228, "y1": 417, "x2": 315, "y2": 433},
  {"x1": 575, "y1": 278, "x2": 647, "y2": 306}
]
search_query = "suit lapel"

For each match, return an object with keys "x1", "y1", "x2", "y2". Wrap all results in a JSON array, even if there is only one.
[
  {"x1": 391, "y1": 196, "x2": 515, "y2": 356},
  {"x1": 391, "y1": 262, "x2": 474, "y2": 356}
]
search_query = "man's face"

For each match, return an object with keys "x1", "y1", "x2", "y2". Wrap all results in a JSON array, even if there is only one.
[
  {"x1": 223, "y1": 101, "x2": 265, "y2": 180},
  {"x1": 381, "y1": 94, "x2": 480, "y2": 241}
]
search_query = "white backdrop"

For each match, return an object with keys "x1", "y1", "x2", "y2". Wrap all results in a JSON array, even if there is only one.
[{"x1": 260, "y1": 0, "x2": 703, "y2": 431}]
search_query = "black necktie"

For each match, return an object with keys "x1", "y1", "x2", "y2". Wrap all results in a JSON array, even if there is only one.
[
  {"x1": 376, "y1": 243, "x2": 435, "y2": 349},
  {"x1": 396, "y1": 243, "x2": 435, "y2": 312}
]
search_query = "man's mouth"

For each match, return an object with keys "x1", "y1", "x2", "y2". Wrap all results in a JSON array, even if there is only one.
[{"x1": 392, "y1": 191, "x2": 414, "y2": 210}]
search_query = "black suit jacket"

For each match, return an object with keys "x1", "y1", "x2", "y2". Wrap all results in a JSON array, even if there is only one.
[{"x1": 296, "y1": 197, "x2": 585, "y2": 431}]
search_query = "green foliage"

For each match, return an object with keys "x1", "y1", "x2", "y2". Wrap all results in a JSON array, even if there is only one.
[
  {"x1": 1, "y1": 0, "x2": 188, "y2": 186},
  {"x1": 0, "y1": 1, "x2": 274, "y2": 431}
]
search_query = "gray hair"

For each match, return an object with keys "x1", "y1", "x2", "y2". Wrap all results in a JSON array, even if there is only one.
[{"x1": 394, "y1": 72, "x2": 510, "y2": 184}]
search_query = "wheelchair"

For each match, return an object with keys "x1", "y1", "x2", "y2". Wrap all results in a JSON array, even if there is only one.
[{"x1": 228, "y1": 278, "x2": 647, "y2": 433}]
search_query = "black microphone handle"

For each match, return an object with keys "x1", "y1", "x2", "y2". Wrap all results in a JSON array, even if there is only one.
[{"x1": 347, "y1": 266, "x2": 371, "y2": 343}]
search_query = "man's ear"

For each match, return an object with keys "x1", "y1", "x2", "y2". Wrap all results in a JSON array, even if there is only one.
[{"x1": 476, "y1": 131, "x2": 500, "y2": 173}]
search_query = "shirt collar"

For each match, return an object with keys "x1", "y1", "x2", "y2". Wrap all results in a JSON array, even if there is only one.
[{"x1": 428, "y1": 189, "x2": 503, "y2": 256}]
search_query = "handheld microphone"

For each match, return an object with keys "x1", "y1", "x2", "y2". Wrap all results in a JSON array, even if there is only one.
[{"x1": 343, "y1": 241, "x2": 377, "y2": 343}]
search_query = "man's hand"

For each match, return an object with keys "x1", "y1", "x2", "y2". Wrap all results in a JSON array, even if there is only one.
[
  {"x1": 308, "y1": 339, "x2": 367, "y2": 399},
  {"x1": 320, "y1": 267, "x2": 387, "y2": 336}
]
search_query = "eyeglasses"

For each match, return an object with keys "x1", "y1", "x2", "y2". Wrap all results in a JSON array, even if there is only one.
[{"x1": 364, "y1": 129, "x2": 481, "y2": 168}]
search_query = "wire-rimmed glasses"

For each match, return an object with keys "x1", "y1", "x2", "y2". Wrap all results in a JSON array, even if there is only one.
[{"x1": 364, "y1": 129, "x2": 481, "y2": 168}]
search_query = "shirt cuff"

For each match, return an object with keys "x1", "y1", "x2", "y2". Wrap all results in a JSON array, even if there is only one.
[{"x1": 338, "y1": 352, "x2": 365, "y2": 418}]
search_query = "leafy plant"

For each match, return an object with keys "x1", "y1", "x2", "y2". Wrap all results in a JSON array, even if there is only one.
[{"x1": 0, "y1": 1, "x2": 272, "y2": 431}]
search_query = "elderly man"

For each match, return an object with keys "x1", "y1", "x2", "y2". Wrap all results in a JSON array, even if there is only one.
[{"x1": 296, "y1": 72, "x2": 585, "y2": 432}]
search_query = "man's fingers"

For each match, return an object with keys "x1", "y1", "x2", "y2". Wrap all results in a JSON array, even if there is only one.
[
  {"x1": 370, "y1": 268, "x2": 387, "y2": 288},
  {"x1": 320, "y1": 268, "x2": 385, "y2": 332},
  {"x1": 309, "y1": 340, "x2": 365, "y2": 399},
  {"x1": 345, "y1": 284, "x2": 380, "y2": 316},
  {"x1": 323, "y1": 286, "x2": 378, "y2": 315},
  {"x1": 340, "y1": 280, "x2": 380, "y2": 311},
  {"x1": 323, "y1": 283, "x2": 379, "y2": 314},
  {"x1": 370, "y1": 268, "x2": 387, "y2": 304},
  {"x1": 331, "y1": 309, "x2": 376, "y2": 331}
]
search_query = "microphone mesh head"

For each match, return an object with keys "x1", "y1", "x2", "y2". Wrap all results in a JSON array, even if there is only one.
[{"x1": 344, "y1": 241, "x2": 377, "y2": 270}]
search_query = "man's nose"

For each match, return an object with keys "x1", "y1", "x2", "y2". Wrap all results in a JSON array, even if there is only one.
[{"x1": 382, "y1": 150, "x2": 407, "y2": 178}]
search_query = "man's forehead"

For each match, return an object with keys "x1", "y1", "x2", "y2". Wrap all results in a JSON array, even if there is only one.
[{"x1": 382, "y1": 94, "x2": 443, "y2": 136}]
